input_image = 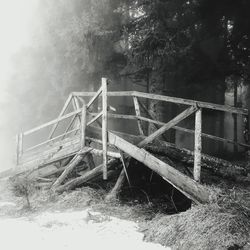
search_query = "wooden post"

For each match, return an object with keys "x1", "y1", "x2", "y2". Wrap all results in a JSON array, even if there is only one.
[
  {"x1": 16, "y1": 133, "x2": 23, "y2": 165},
  {"x1": 81, "y1": 104, "x2": 87, "y2": 149},
  {"x1": 102, "y1": 77, "x2": 108, "y2": 180},
  {"x1": 194, "y1": 108, "x2": 202, "y2": 182},
  {"x1": 16, "y1": 134, "x2": 19, "y2": 165},
  {"x1": 133, "y1": 96, "x2": 144, "y2": 135}
]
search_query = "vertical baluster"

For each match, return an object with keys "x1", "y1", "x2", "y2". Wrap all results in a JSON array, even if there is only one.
[
  {"x1": 102, "y1": 77, "x2": 108, "y2": 180},
  {"x1": 133, "y1": 96, "x2": 144, "y2": 135},
  {"x1": 194, "y1": 108, "x2": 202, "y2": 182},
  {"x1": 81, "y1": 104, "x2": 87, "y2": 149}
]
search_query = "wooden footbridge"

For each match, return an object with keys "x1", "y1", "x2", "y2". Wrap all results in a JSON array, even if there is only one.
[{"x1": 11, "y1": 78, "x2": 250, "y2": 203}]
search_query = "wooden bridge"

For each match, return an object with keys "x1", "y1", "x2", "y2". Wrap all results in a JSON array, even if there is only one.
[{"x1": 10, "y1": 78, "x2": 250, "y2": 204}]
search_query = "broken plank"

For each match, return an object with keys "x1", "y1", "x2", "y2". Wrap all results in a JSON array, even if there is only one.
[
  {"x1": 52, "y1": 148, "x2": 92, "y2": 188},
  {"x1": 108, "y1": 132, "x2": 214, "y2": 204},
  {"x1": 55, "y1": 159, "x2": 118, "y2": 193}
]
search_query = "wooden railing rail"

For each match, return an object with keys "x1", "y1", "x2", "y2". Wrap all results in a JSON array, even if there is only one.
[{"x1": 73, "y1": 91, "x2": 248, "y2": 115}]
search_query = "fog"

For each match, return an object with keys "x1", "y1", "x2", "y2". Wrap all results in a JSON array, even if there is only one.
[
  {"x1": 1, "y1": 0, "x2": 250, "y2": 172},
  {"x1": 0, "y1": 0, "x2": 39, "y2": 170}
]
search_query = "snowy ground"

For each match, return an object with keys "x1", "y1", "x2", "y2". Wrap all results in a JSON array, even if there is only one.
[{"x1": 0, "y1": 196, "x2": 169, "y2": 250}]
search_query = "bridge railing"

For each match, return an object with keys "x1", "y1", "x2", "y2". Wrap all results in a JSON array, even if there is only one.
[
  {"x1": 16, "y1": 77, "x2": 249, "y2": 183},
  {"x1": 16, "y1": 78, "x2": 108, "y2": 179}
]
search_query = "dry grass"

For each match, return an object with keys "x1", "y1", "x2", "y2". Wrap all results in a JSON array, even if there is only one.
[
  {"x1": 3, "y1": 178, "x2": 250, "y2": 250},
  {"x1": 141, "y1": 200, "x2": 250, "y2": 250}
]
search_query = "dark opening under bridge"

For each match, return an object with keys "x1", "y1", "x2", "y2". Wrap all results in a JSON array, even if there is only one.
[{"x1": 11, "y1": 78, "x2": 249, "y2": 204}]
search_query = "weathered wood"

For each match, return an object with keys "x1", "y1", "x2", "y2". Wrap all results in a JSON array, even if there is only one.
[
  {"x1": 102, "y1": 78, "x2": 108, "y2": 180},
  {"x1": 56, "y1": 159, "x2": 118, "y2": 193},
  {"x1": 20, "y1": 139, "x2": 120, "y2": 175},
  {"x1": 108, "y1": 132, "x2": 213, "y2": 203},
  {"x1": 73, "y1": 90, "x2": 248, "y2": 115},
  {"x1": 137, "y1": 99, "x2": 168, "y2": 141},
  {"x1": 52, "y1": 148, "x2": 92, "y2": 188},
  {"x1": 27, "y1": 165, "x2": 63, "y2": 179},
  {"x1": 73, "y1": 91, "x2": 134, "y2": 97},
  {"x1": 25, "y1": 128, "x2": 79, "y2": 153},
  {"x1": 105, "y1": 169, "x2": 126, "y2": 201},
  {"x1": 138, "y1": 106, "x2": 197, "y2": 147},
  {"x1": 24, "y1": 108, "x2": 82, "y2": 136},
  {"x1": 87, "y1": 86, "x2": 103, "y2": 108},
  {"x1": 85, "y1": 126, "x2": 247, "y2": 177},
  {"x1": 89, "y1": 112, "x2": 137, "y2": 120},
  {"x1": 194, "y1": 108, "x2": 202, "y2": 182},
  {"x1": 136, "y1": 114, "x2": 250, "y2": 149},
  {"x1": 134, "y1": 92, "x2": 248, "y2": 115},
  {"x1": 87, "y1": 111, "x2": 103, "y2": 126},
  {"x1": 71, "y1": 96, "x2": 81, "y2": 128},
  {"x1": 133, "y1": 96, "x2": 144, "y2": 135},
  {"x1": 106, "y1": 153, "x2": 131, "y2": 201},
  {"x1": 85, "y1": 153, "x2": 95, "y2": 170},
  {"x1": 146, "y1": 141, "x2": 248, "y2": 178},
  {"x1": 81, "y1": 104, "x2": 87, "y2": 148},
  {"x1": 16, "y1": 133, "x2": 23, "y2": 165},
  {"x1": 62, "y1": 114, "x2": 78, "y2": 140},
  {"x1": 48, "y1": 94, "x2": 73, "y2": 139}
]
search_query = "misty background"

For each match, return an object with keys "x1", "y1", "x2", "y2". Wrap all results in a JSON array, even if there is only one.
[{"x1": 1, "y1": 0, "x2": 250, "y2": 171}]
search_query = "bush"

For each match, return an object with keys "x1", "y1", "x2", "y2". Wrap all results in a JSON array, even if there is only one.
[{"x1": 10, "y1": 176, "x2": 36, "y2": 209}]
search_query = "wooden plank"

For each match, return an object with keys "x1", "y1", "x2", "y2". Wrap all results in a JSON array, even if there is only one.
[
  {"x1": 89, "y1": 112, "x2": 137, "y2": 120},
  {"x1": 136, "y1": 115, "x2": 250, "y2": 149},
  {"x1": 23, "y1": 108, "x2": 82, "y2": 136},
  {"x1": 52, "y1": 148, "x2": 92, "y2": 188},
  {"x1": 25, "y1": 128, "x2": 79, "y2": 152},
  {"x1": 73, "y1": 91, "x2": 134, "y2": 97},
  {"x1": 87, "y1": 111, "x2": 103, "y2": 126},
  {"x1": 62, "y1": 114, "x2": 78, "y2": 140},
  {"x1": 74, "y1": 90, "x2": 248, "y2": 114},
  {"x1": 72, "y1": 96, "x2": 81, "y2": 127},
  {"x1": 73, "y1": 96, "x2": 80, "y2": 109},
  {"x1": 19, "y1": 130, "x2": 121, "y2": 175},
  {"x1": 16, "y1": 133, "x2": 23, "y2": 165},
  {"x1": 102, "y1": 78, "x2": 108, "y2": 180},
  {"x1": 134, "y1": 92, "x2": 248, "y2": 115},
  {"x1": 137, "y1": 100, "x2": 168, "y2": 141},
  {"x1": 133, "y1": 96, "x2": 144, "y2": 135},
  {"x1": 16, "y1": 134, "x2": 20, "y2": 165},
  {"x1": 105, "y1": 169, "x2": 126, "y2": 201},
  {"x1": 48, "y1": 94, "x2": 73, "y2": 139},
  {"x1": 56, "y1": 162, "x2": 108, "y2": 193},
  {"x1": 138, "y1": 106, "x2": 197, "y2": 147},
  {"x1": 85, "y1": 153, "x2": 95, "y2": 170},
  {"x1": 194, "y1": 109, "x2": 202, "y2": 182},
  {"x1": 87, "y1": 86, "x2": 103, "y2": 108},
  {"x1": 108, "y1": 131, "x2": 213, "y2": 204},
  {"x1": 81, "y1": 104, "x2": 87, "y2": 148}
]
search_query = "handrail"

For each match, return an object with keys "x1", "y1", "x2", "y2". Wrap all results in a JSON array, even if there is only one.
[
  {"x1": 133, "y1": 92, "x2": 248, "y2": 115},
  {"x1": 73, "y1": 90, "x2": 247, "y2": 115},
  {"x1": 23, "y1": 108, "x2": 82, "y2": 136},
  {"x1": 25, "y1": 128, "x2": 79, "y2": 152}
]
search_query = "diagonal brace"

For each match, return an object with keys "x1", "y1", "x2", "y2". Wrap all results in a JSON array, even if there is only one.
[{"x1": 138, "y1": 105, "x2": 198, "y2": 147}]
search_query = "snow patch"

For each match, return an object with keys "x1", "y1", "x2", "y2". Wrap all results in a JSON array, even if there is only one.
[{"x1": 0, "y1": 209, "x2": 169, "y2": 250}]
